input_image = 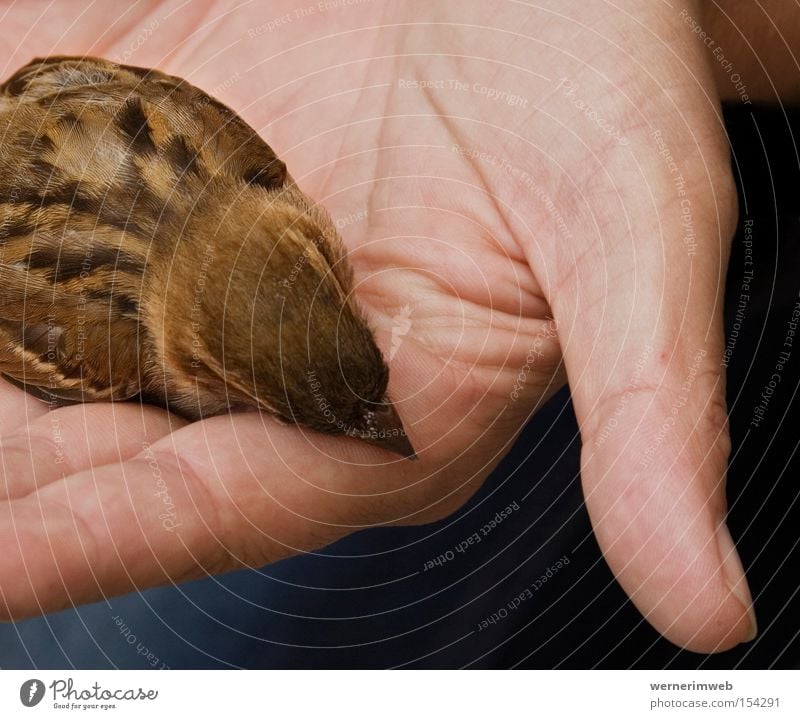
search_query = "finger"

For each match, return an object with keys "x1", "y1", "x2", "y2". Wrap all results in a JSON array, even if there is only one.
[
  {"x1": 0, "y1": 379, "x2": 50, "y2": 433},
  {"x1": 0, "y1": 332, "x2": 557, "y2": 621},
  {"x1": 0, "y1": 287, "x2": 564, "y2": 619},
  {"x1": 0, "y1": 412, "x2": 421, "y2": 619},
  {"x1": 520, "y1": 57, "x2": 756, "y2": 652},
  {"x1": 545, "y1": 156, "x2": 753, "y2": 654},
  {"x1": 0, "y1": 402, "x2": 184, "y2": 501}
]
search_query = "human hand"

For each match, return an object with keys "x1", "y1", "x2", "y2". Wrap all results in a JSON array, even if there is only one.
[
  {"x1": 0, "y1": 0, "x2": 755, "y2": 653},
  {"x1": 0, "y1": 0, "x2": 564, "y2": 624}
]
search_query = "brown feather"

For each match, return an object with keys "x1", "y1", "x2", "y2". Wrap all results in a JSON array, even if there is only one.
[{"x1": 0, "y1": 56, "x2": 415, "y2": 458}]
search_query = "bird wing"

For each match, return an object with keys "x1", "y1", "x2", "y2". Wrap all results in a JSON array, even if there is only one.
[
  {"x1": 0, "y1": 56, "x2": 290, "y2": 193},
  {"x1": 0, "y1": 56, "x2": 293, "y2": 408},
  {"x1": 0, "y1": 264, "x2": 143, "y2": 402}
]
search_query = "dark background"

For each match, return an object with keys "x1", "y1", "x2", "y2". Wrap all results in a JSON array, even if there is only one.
[{"x1": 0, "y1": 103, "x2": 797, "y2": 669}]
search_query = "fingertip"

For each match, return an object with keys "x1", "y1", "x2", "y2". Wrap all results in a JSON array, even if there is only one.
[
  {"x1": 582, "y1": 388, "x2": 755, "y2": 654},
  {"x1": 715, "y1": 522, "x2": 758, "y2": 644}
]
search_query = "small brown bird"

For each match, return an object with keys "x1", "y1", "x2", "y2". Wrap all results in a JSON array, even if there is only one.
[{"x1": 0, "y1": 56, "x2": 415, "y2": 458}]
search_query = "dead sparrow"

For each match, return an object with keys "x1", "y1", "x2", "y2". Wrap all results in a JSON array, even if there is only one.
[{"x1": 0, "y1": 56, "x2": 415, "y2": 459}]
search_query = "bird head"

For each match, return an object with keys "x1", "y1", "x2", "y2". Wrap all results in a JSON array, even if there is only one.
[{"x1": 157, "y1": 183, "x2": 415, "y2": 459}]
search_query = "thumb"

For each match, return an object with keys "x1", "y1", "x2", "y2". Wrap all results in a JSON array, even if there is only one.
[{"x1": 549, "y1": 158, "x2": 755, "y2": 653}]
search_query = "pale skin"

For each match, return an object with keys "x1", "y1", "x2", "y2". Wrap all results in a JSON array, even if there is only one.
[{"x1": 0, "y1": 0, "x2": 794, "y2": 653}]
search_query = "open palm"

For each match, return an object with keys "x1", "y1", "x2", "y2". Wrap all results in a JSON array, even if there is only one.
[{"x1": 0, "y1": 0, "x2": 755, "y2": 653}]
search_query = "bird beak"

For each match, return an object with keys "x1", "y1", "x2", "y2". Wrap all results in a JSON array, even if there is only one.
[{"x1": 359, "y1": 401, "x2": 417, "y2": 460}]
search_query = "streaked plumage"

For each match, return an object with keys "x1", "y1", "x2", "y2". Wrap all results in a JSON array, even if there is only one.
[{"x1": 0, "y1": 56, "x2": 415, "y2": 458}]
